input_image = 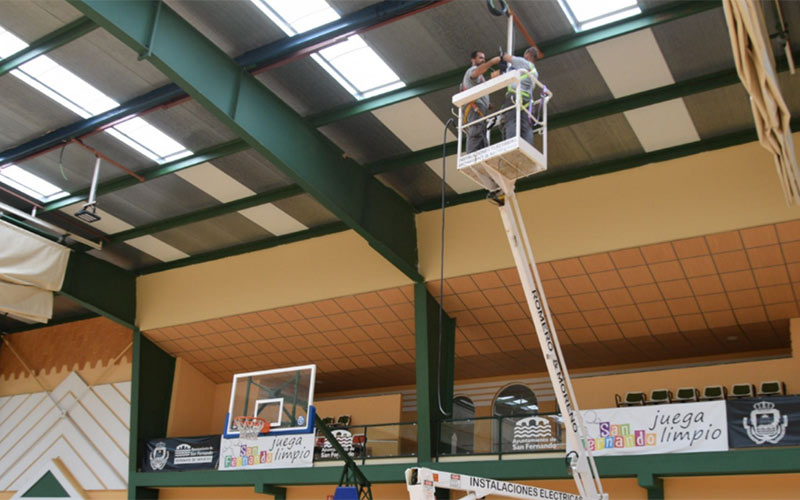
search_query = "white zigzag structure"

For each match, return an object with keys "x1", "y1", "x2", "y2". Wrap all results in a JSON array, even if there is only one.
[{"x1": 0, "y1": 372, "x2": 130, "y2": 493}]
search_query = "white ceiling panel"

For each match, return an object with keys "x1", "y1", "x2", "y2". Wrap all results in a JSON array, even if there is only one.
[
  {"x1": 127, "y1": 235, "x2": 189, "y2": 262},
  {"x1": 238, "y1": 204, "x2": 307, "y2": 236},
  {"x1": 586, "y1": 28, "x2": 674, "y2": 97},
  {"x1": 372, "y1": 97, "x2": 456, "y2": 151},
  {"x1": 624, "y1": 99, "x2": 701, "y2": 152},
  {"x1": 425, "y1": 155, "x2": 480, "y2": 194}
]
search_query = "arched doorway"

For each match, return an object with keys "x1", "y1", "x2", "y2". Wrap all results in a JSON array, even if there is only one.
[{"x1": 493, "y1": 384, "x2": 538, "y2": 453}]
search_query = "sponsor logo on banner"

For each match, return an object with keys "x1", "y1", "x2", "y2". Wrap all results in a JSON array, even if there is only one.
[
  {"x1": 727, "y1": 396, "x2": 800, "y2": 448},
  {"x1": 149, "y1": 442, "x2": 169, "y2": 471},
  {"x1": 144, "y1": 436, "x2": 220, "y2": 471},
  {"x1": 573, "y1": 401, "x2": 728, "y2": 456},
  {"x1": 219, "y1": 433, "x2": 314, "y2": 470},
  {"x1": 512, "y1": 416, "x2": 559, "y2": 451},
  {"x1": 743, "y1": 401, "x2": 788, "y2": 444}
]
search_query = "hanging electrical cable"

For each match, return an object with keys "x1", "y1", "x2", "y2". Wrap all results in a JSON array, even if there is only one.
[{"x1": 436, "y1": 117, "x2": 455, "y2": 416}]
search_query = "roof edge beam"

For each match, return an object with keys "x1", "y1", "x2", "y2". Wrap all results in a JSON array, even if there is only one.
[
  {"x1": 307, "y1": 1, "x2": 720, "y2": 127},
  {"x1": 138, "y1": 222, "x2": 349, "y2": 275},
  {"x1": 0, "y1": 17, "x2": 98, "y2": 77},
  {"x1": 67, "y1": 0, "x2": 420, "y2": 280}
]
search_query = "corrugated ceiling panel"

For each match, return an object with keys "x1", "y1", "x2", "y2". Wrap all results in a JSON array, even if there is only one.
[
  {"x1": 151, "y1": 212, "x2": 272, "y2": 256},
  {"x1": 256, "y1": 57, "x2": 355, "y2": 117},
  {"x1": 135, "y1": 100, "x2": 240, "y2": 153},
  {"x1": 166, "y1": 0, "x2": 286, "y2": 57},
  {"x1": 0, "y1": 76, "x2": 81, "y2": 150},
  {"x1": 88, "y1": 241, "x2": 162, "y2": 271},
  {"x1": 272, "y1": 194, "x2": 338, "y2": 228},
  {"x1": 684, "y1": 85, "x2": 754, "y2": 139},
  {"x1": 377, "y1": 163, "x2": 457, "y2": 206},
  {"x1": 204, "y1": 149, "x2": 293, "y2": 194},
  {"x1": 15, "y1": 143, "x2": 122, "y2": 195},
  {"x1": 534, "y1": 49, "x2": 615, "y2": 114},
  {"x1": 567, "y1": 114, "x2": 646, "y2": 163},
  {"x1": 652, "y1": 8, "x2": 734, "y2": 82},
  {"x1": 318, "y1": 113, "x2": 410, "y2": 165},
  {"x1": 45, "y1": 29, "x2": 171, "y2": 102},
  {"x1": 0, "y1": 1, "x2": 81, "y2": 41},
  {"x1": 96, "y1": 174, "x2": 223, "y2": 226}
]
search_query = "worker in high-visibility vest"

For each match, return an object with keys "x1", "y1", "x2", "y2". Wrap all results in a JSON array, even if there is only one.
[
  {"x1": 501, "y1": 47, "x2": 539, "y2": 145},
  {"x1": 462, "y1": 50, "x2": 501, "y2": 153}
]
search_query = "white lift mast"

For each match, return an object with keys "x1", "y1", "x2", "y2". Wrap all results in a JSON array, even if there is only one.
[{"x1": 449, "y1": 64, "x2": 606, "y2": 500}]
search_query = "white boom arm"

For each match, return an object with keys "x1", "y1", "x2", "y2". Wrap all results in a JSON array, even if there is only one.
[{"x1": 406, "y1": 467, "x2": 584, "y2": 500}]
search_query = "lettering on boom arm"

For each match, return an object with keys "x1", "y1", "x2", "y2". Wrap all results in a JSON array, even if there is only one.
[
  {"x1": 532, "y1": 288, "x2": 578, "y2": 434},
  {"x1": 468, "y1": 476, "x2": 582, "y2": 500}
]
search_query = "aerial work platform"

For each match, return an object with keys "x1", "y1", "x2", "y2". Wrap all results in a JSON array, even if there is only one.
[
  {"x1": 453, "y1": 69, "x2": 551, "y2": 193},
  {"x1": 449, "y1": 66, "x2": 605, "y2": 500}
]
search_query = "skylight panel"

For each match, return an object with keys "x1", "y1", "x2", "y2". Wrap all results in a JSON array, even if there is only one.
[
  {"x1": 558, "y1": 0, "x2": 641, "y2": 32},
  {"x1": 1, "y1": 24, "x2": 192, "y2": 165},
  {"x1": 0, "y1": 165, "x2": 67, "y2": 201},
  {"x1": 250, "y1": 0, "x2": 405, "y2": 100}
]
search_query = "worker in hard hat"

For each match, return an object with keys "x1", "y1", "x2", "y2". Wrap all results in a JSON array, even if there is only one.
[
  {"x1": 501, "y1": 47, "x2": 539, "y2": 145},
  {"x1": 462, "y1": 50, "x2": 502, "y2": 153}
]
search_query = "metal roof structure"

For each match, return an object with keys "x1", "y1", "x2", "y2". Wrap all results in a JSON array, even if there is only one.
[{"x1": 2, "y1": 0, "x2": 799, "y2": 388}]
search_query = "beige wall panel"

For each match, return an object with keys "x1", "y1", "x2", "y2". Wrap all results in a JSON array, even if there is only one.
[
  {"x1": 417, "y1": 134, "x2": 800, "y2": 280},
  {"x1": 167, "y1": 358, "x2": 216, "y2": 437},
  {"x1": 137, "y1": 231, "x2": 411, "y2": 330}
]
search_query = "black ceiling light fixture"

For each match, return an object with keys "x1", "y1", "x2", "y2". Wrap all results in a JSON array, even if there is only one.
[{"x1": 74, "y1": 155, "x2": 101, "y2": 223}]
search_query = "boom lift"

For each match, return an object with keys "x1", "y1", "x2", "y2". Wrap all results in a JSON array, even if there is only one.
[{"x1": 436, "y1": 3, "x2": 606, "y2": 499}]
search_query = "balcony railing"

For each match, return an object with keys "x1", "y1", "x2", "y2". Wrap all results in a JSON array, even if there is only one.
[
  {"x1": 314, "y1": 421, "x2": 418, "y2": 464},
  {"x1": 438, "y1": 412, "x2": 565, "y2": 458}
]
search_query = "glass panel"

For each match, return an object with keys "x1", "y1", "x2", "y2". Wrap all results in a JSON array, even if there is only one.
[
  {"x1": 439, "y1": 414, "x2": 566, "y2": 457},
  {"x1": 314, "y1": 422, "x2": 417, "y2": 460}
]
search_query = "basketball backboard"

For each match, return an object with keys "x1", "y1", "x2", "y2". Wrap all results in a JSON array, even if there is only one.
[{"x1": 225, "y1": 364, "x2": 316, "y2": 438}]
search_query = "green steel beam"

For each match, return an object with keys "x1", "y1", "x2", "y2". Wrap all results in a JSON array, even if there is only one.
[
  {"x1": 43, "y1": 139, "x2": 248, "y2": 213},
  {"x1": 109, "y1": 185, "x2": 303, "y2": 243},
  {"x1": 0, "y1": 17, "x2": 98, "y2": 77},
  {"x1": 130, "y1": 447, "x2": 800, "y2": 488},
  {"x1": 307, "y1": 1, "x2": 720, "y2": 127},
  {"x1": 59, "y1": 251, "x2": 136, "y2": 328},
  {"x1": 418, "y1": 119, "x2": 799, "y2": 212},
  {"x1": 138, "y1": 222, "x2": 349, "y2": 275},
  {"x1": 70, "y1": 0, "x2": 421, "y2": 282}
]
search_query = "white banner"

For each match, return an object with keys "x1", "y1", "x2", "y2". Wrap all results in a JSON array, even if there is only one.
[
  {"x1": 218, "y1": 434, "x2": 314, "y2": 470},
  {"x1": 571, "y1": 401, "x2": 728, "y2": 456}
]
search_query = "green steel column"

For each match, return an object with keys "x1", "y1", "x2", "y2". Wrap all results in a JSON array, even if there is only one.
[
  {"x1": 129, "y1": 328, "x2": 176, "y2": 500},
  {"x1": 414, "y1": 283, "x2": 455, "y2": 462},
  {"x1": 637, "y1": 472, "x2": 665, "y2": 500}
]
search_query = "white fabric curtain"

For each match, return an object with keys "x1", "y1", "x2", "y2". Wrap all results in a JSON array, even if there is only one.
[
  {"x1": 0, "y1": 219, "x2": 70, "y2": 323},
  {"x1": 723, "y1": 0, "x2": 800, "y2": 204}
]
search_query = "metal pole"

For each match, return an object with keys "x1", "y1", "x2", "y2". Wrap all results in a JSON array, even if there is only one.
[{"x1": 87, "y1": 155, "x2": 101, "y2": 205}]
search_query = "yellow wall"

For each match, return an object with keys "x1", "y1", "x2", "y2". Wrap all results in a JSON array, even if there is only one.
[
  {"x1": 136, "y1": 230, "x2": 412, "y2": 330},
  {"x1": 416, "y1": 133, "x2": 800, "y2": 280},
  {"x1": 167, "y1": 357, "x2": 217, "y2": 437},
  {"x1": 315, "y1": 393, "x2": 402, "y2": 426}
]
